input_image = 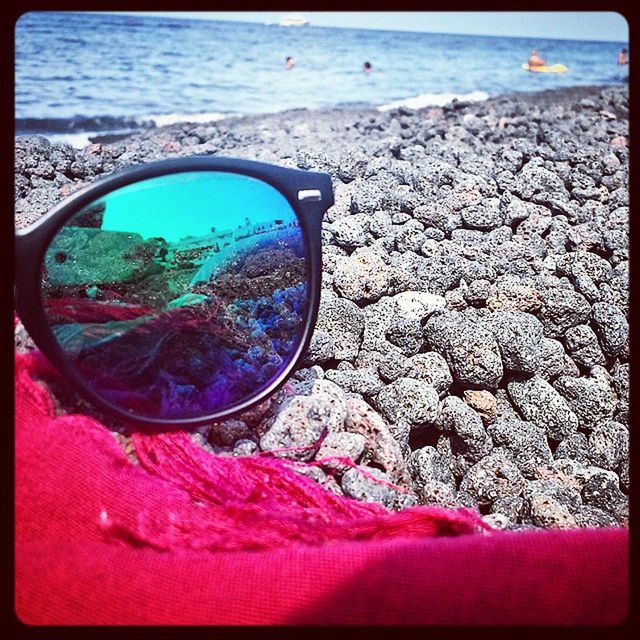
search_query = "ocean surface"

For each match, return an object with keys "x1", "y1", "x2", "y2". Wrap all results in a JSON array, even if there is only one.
[{"x1": 15, "y1": 11, "x2": 629, "y2": 147}]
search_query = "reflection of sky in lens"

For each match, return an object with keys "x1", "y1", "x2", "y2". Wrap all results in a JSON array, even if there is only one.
[{"x1": 97, "y1": 172, "x2": 294, "y2": 242}]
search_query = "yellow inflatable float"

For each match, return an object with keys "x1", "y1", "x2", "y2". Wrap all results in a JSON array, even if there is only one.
[{"x1": 521, "y1": 63, "x2": 568, "y2": 73}]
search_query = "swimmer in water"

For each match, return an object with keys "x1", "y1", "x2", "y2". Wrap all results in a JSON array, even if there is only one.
[{"x1": 527, "y1": 49, "x2": 546, "y2": 68}]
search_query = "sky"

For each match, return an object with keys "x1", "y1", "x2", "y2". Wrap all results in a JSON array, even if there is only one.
[{"x1": 114, "y1": 11, "x2": 629, "y2": 43}]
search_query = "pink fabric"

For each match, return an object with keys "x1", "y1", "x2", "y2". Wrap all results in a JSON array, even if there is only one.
[{"x1": 14, "y1": 352, "x2": 628, "y2": 625}]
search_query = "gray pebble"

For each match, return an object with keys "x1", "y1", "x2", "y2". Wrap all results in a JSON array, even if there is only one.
[
  {"x1": 528, "y1": 495, "x2": 577, "y2": 529},
  {"x1": 385, "y1": 316, "x2": 424, "y2": 356},
  {"x1": 564, "y1": 324, "x2": 606, "y2": 368},
  {"x1": 414, "y1": 481, "x2": 459, "y2": 507},
  {"x1": 402, "y1": 352, "x2": 453, "y2": 396},
  {"x1": 439, "y1": 396, "x2": 493, "y2": 462},
  {"x1": 494, "y1": 388, "x2": 522, "y2": 422},
  {"x1": 315, "y1": 431, "x2": 366, "y2": 470},
  {"x1": 553, "y1": 366, "x2": 616, "y2": 430},
  {"x1": 414, "y1": 202, "x2": 462, "y2": 234},
  {"x1": 588, "y1": 420, "x2": 628, "y2": 473},
  {"x1": 507, "y1": 376, "x2": 578, "y2": 441},
  {"x1": 464, "y1": 278, "x2": 491, "y2": 306},
  {"x1": 361, "y1": 296, "x2": 397, "y2": 352},
  {"x1": 338, "y1": 149, "x2": 369, "y2": 183},
  {"x1": 350, "y1": 178, "x2": 390, "y2": 215},
  {"x1": 574, "y1": 506, "x2": 619, "y2": 528},
  {"x1": 368, "y1": 210, "x2": 393, "y2": 238},
  {"x1": 460, "y1": 197, "x2": 503, "y2": 230},
  {"x1": 374, "y1": 378, "x2": 439, "y2": 425},
  {"x1": 324, "y1": 367, "x2": 384, "y2": 397},
  {"x1": 538, "y1": 287, "x2": 591, "y2": 338},
  {"x1": 407, "y1": 446, "x2": 456, "y2": 505},
  {"x1": 445, "y1": 287, "x2": 468, "y2": 311},
  {"x1": 513, "y1": 161, "x2": 568, "y2": 201},
  {"x1": 304, "y1": 330, "x2": 335, "y2": 364},
  {"x1": 460, "y1": 451, "x2": 525, "y2": 506},
  {"x1": 556, "y1": 250, "x2": 612, "y2": 284},
  {"x1": 260, "y1": 379, "x2": 347, "y2": 461},
  {"x1": 331, "y1": 213, "x2": 369, "y2": 249},
  {"x1": 341, "y1": 466, "x2": 402, "y2": 509},
  {"x1": 538, "y1": 338, "x2": 565, "y2": 380},
  {"x1": 333, "y1": 246, "x2": 391, "y2": 302},
  {"x1": 554, "y1": 432, "x2": 591, "y2": 464},
  {"x1": 315, "y1": 291, "x2": 365, "y2": 360},
  {"x1": 394, "y1": 219, "x2": 427, "y2": 253},
  {"x1": 591, "y1": 302, "x2": 628, "y2": 358},
  {"x1": 293, "y1": 464, "x2": 344, "y2": 497},
  {"x1": 523, "y1": 479, "x2": 582, "y2": 514},
  {"x1": 581, "y1": 472, "x2": 628, "y2": 523},
  {"x1": 425, "y1": 312, "x2": 503, "y2": 388},
  {"x1": 491, "y1": 496, "x2": 524, "y2": 522},
  {"x1": 455, "y1": 489, "x2": 480, "y2": 510},
  {"x1": 232, "y1": 439, "x2": 259, "y2": 457},
  {"x1": 488, "y1": 420, "x2": 553, "y2": 477},
  {"x1": 502, "y1": 194, "x2": 547, "y2": 226},
  {"x1": 611, "y1": 361, "x2": 628, "y2": 423},
  {"x1": 486, "y1": 311, "x2": 544, "y2": 374}
]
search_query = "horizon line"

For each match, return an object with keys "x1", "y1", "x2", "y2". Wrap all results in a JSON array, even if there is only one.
[{"x1": 53, "y1": 11, "x2": 629, "y2": 45}]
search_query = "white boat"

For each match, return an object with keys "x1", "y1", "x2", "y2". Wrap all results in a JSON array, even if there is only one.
[{"x1": 279, "y1": 13, "x2": 309, "y2": 27}]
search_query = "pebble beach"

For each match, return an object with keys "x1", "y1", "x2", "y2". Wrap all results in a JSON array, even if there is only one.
[{"x1": 15, "y1": 84, "x2": 629, "y2": 530}]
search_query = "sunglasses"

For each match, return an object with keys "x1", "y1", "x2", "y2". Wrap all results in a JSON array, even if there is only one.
[{"x1": 15, "y1": 156, "x2": 334, "y2": 428}]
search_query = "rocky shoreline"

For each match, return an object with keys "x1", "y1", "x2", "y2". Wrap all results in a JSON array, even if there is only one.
[{"x1": 15, "y1": 84, "x2": 629, "y2": 530}]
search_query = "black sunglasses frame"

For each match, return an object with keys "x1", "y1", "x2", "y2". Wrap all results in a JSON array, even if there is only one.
[{"x1": 15, "y1": 156, "x2": 334, "y2": 430}]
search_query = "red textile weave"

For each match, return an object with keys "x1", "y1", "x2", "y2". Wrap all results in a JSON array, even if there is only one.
[{"x1": 14, "y1": 352, "x2": 628, "y2": 625}]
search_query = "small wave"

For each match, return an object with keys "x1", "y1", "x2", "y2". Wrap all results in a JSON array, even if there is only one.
[
  {"x1": 377, "y1": 90, "x2": 490, "y2": 112},
  {"x1": 59, "y1": 37, "x2": 86, "y2": 45},
  {"x1": 161, "y1": 21, "x2": 191, "y2": 30},
  {"x1": 144, "y1": 112, "x2": 232, "y2": 127},
  {"x1": 43, "y1": 131, "x2": 95, "y2": 148}
]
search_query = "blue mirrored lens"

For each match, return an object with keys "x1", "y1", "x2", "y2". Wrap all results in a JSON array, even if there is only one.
[{"x1": 41, "y1": 171, "x2": 308, "y2": 420}]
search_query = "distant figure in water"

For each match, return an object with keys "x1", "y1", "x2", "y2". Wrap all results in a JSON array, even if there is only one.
[
  {"x1": 285, "y1": 56, "x2": 295, "y2": 70},
  {"x1": 618, "y1": 48, "x2": 628, "y2": 65},
  {"x1": 527, "y1": 49, "x2": 546, "y2": 68},
  {"x1": 363, "y1": 61, "x2": 372, "y2": 74}
]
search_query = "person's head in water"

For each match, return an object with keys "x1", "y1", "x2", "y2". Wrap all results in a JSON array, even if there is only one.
[
  {"x1": 285, "y1": 56, "x2": 295, "y2": 70},
  {"x1": 528, "y1": 49, "x2": 545, "y2": 67},
  {"x1": 618, "y1": 48, "x2": 628, "y2": 65},
  {"x1": 363, "y1": 61, "x2": 372, "y2": 74}
]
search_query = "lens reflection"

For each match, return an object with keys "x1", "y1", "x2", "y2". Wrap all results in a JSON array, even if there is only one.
[{"x1": 41, "y1": 172, "x2": 308, "y2": 420}]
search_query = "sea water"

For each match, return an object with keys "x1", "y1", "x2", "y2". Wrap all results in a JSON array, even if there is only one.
[{"x1": 15, "y1": 11, "x2": 628, "y2": 146}]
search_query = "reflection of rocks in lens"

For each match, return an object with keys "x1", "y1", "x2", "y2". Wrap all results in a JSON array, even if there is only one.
[
  {"x1": 46, "y1": 226, "x2": 159, "y2": 287},
  {"x1": 116, "y1": 268, "x2": 198, "y2": 309},
  {"x1": 42, "y1": 213, "x2": 309, "y2": 418},
  {"x1": 240, "y1": 248, "x2": 301, "y2": 278},
  {"x1": 73, "y1": 201, "x2": 105, "y2": 228},
  {"x1": 206, "y1": 243, "x2": 306, "y2": 301},
  {"x1": 65, "y1": 281, "x2": 307, "y2": 418}
]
